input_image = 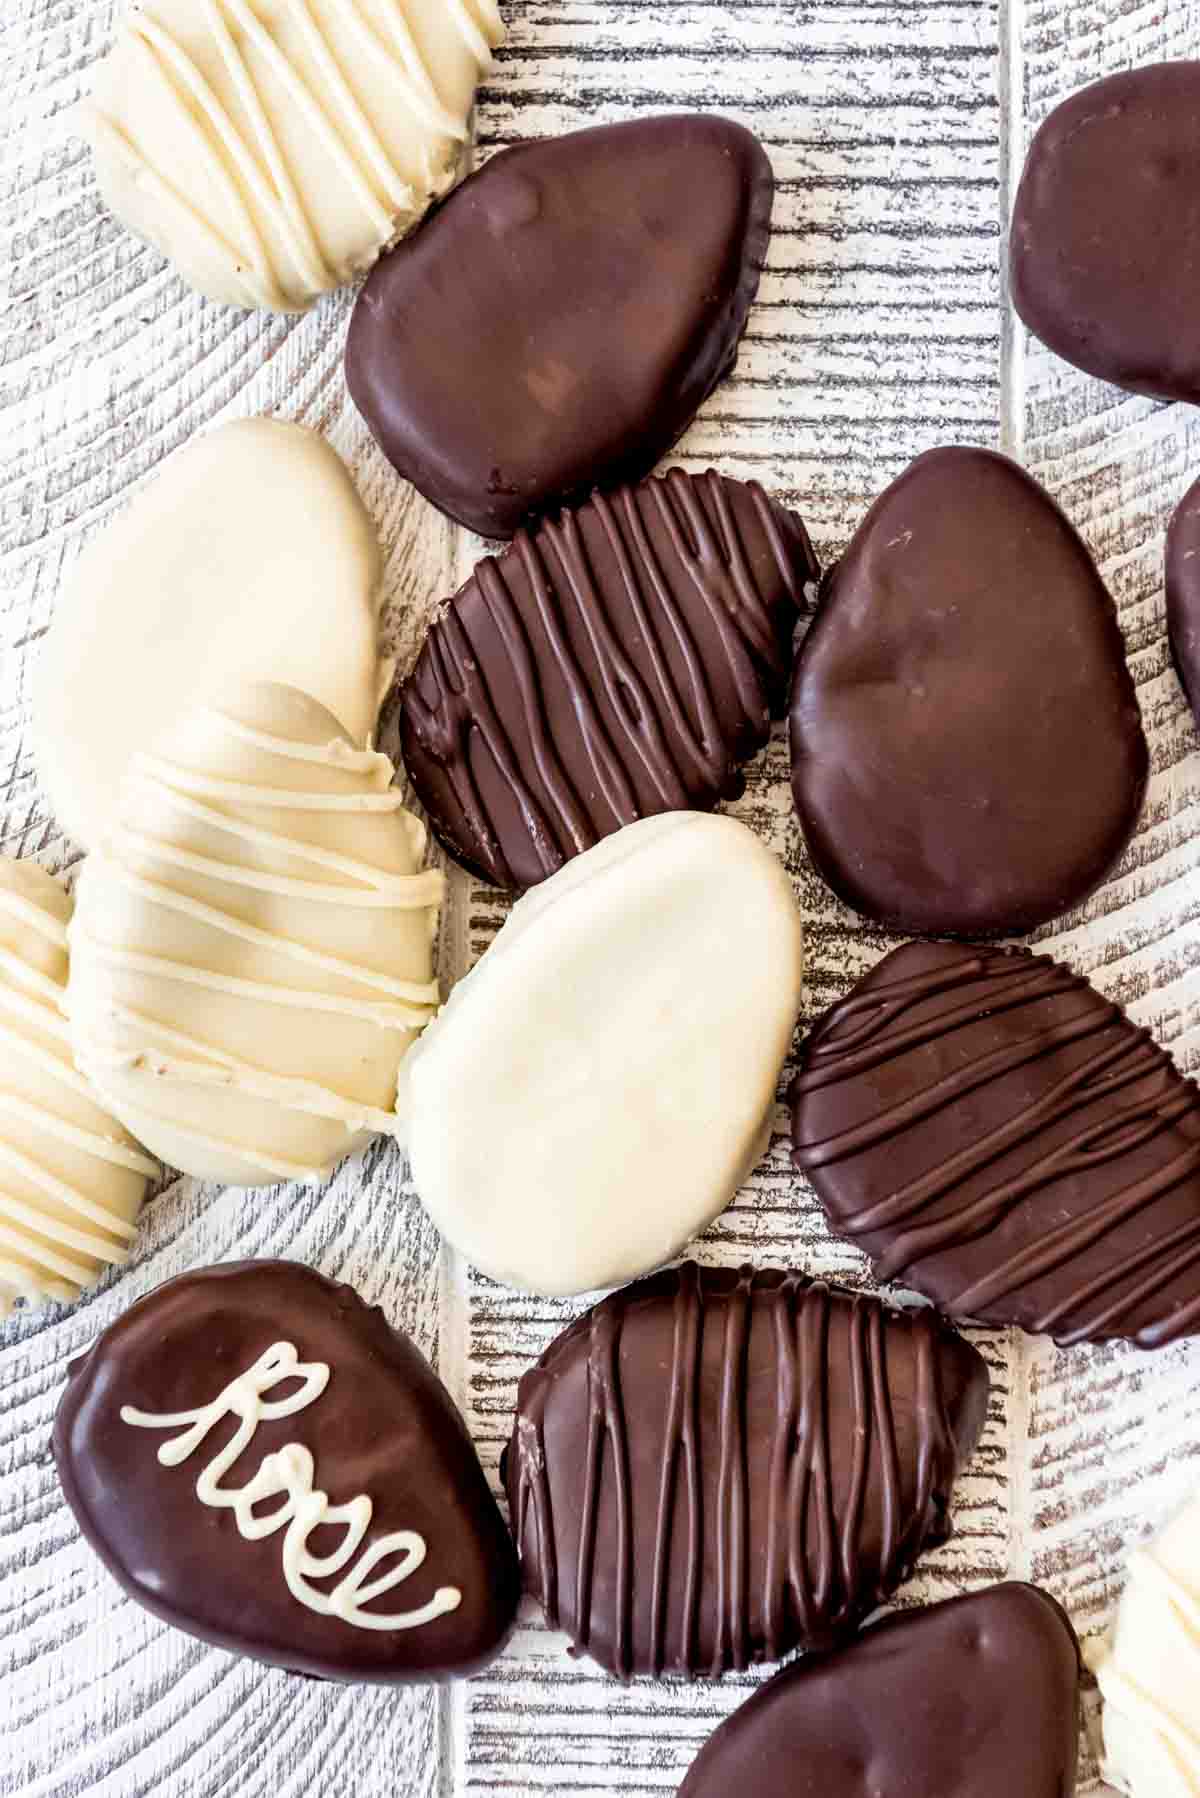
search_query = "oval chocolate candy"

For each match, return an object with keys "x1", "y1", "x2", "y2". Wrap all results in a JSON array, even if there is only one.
[
  {"x1": 792, "y1": 939, "x2": 1200, "y2": 1349},
  {"x1": 502, "y1": 1262, "x2": 989, "y2": 1680},
  {"x1": 400, "y1": 467, "x2": 817, "y2": 888},
  {"x1": 679, "y1": 1584, "x2": 1081, "y2": 1798},
  {"x1": 346, "y1": 114, "x2": 774, "y2": 538},
  {"x1": 1011, "y1": 63, "x2": 1200, "y2": 405},
  {"x1": 54, "y1": 1261, "x2": 519, "y2": 1682},
  {"x1": 789, "y1": 447, "x2": 1147, "y2": 936}
]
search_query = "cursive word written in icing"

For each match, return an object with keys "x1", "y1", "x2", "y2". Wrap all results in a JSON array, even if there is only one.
[{"x1": 120, "y1": 1342, "x2": 461, "y2": 1631}]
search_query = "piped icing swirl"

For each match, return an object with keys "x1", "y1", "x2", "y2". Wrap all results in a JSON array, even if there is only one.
[
  {"x1": 0, "y1": 859, "x2": 157, "y2": 1314},
  {"x1": 80, "y1": 0, "x2": 505, "y2": 311},
  {"x1": 67, "y1": 681, "x2": 443, "y2": 1186},
  {"x1": 121, "y1": 1340, "x2": 463, "y2": 1629}
]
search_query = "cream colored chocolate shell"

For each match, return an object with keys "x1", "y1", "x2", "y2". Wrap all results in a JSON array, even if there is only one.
[
  {"x1": 34, "y1": 420, "x2": 386, "y2": 853},
  {"x1": 406, "y1": 813, "x2": 805, "y2": 1297},
  {"x1": 0, "y1": 859, "x2": 156, "y2": 1314},
  {"x1": 1090, "y1": 1492, "x2": 1200, "y2": 1796},
  {"x1": 79, "y1": 0, "x2": 505, "y2": 311},
  {"x1": 67, "y1": 682, "x2": 443, "y2": 1185}
]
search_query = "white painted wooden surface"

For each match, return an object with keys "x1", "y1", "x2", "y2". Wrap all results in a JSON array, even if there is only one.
[{"x1": 3, "y1": 2, "x2": 1200, "y2": 1794}]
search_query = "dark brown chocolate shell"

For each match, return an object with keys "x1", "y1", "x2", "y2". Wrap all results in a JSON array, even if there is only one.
[
  {"x1": 679, "y1": 1584, "x2": 1081, "y2": 1798},
  {"x1": 502, "y1": 1262, "x2": 989, "y2": 1680},
  {"x1": 54, "y1": 1261, "x2": 519, "y2": 1683}
]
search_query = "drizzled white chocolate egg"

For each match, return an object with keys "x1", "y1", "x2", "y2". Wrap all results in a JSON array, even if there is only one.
[
  {"x1": 67, "y1": 682, "x2": 443, "y2": 1185},
  {"x1": 80, "y1": 0, "x2": 505, "y2": 312}
]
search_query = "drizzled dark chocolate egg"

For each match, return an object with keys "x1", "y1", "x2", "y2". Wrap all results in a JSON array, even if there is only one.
[
  {"x1": 401, "y1": 467, "x2": 816, "y2": 889},
  {"x1": 503, "y1": 1262, "x2": 988, "y2": 1680},
  {"x1": 792, "y1": 940, "x2": 1200, "y2": 1348}
]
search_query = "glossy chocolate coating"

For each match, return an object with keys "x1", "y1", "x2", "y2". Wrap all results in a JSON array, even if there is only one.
[
  {"x1": 679, "y1": 1583, "x2": 1081, "y2": 1797},
  {"x1": 1166, "y1": 472, "x2": 1200, "y2": 727},
  {"x1": 53, "y1": 1261, "x2": 519, "y2": 1682},
  {"x1": 345, "y1": 115, "x2": 774, "y2": 538},
  {"x1": 502, "y1": 1262, "x2": 988, "y2": 1680},
  {"x1": 790, "y1": 447, "x2": 1147, "y2": 935},
  {"x1": 792, "y1": 940, "x2": 1200, "y2": 1348},
  {"x1": 1011, "y1": 63, "x2": 1200, "y2": 405},
  {"x1": 401, "y1": 468, "x2": 816, "y2": 887}
]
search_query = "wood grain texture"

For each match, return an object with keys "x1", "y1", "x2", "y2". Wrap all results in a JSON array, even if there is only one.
[{"x1": 3, "y1": 0, "x2": 1200, "y2": 1794}]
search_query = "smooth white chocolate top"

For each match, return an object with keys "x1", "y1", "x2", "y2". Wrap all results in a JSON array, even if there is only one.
[
  {"x1": 1091, "y1": 1492, "x2": 1200, "y2": 1796},
  {"x1": 406, "y1": 812, "x2": 805, "y2": 1297},
  {"x1": 34, "y1": 420, "x2": 386, "y2": 853},
  {"x1": 67, "y1": 681, "x2": 443, "y2": 1185},
  {"x1": 0, "y1": 858, "x2": 156, "y2": 1315},
  {"x1": 79, "y1": 0, "x2": 505, "y2": 311}
]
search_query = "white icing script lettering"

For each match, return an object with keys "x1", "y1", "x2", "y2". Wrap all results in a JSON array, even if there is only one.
[{"x1": 120, "y1": 1342, "x2": 461, "y2": 1631}]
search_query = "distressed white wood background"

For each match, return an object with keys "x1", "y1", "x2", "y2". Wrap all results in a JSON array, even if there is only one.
[{"x1": 3, "y1": 2, "x2": 1200, "y2": 1795}]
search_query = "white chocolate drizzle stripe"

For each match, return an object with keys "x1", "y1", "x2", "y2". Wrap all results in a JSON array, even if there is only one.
[
  {"x1": 0, "y1": 1130, "x2": 143, "y2": 1238},
  {"x1": 200, "y1": 0, "x2": 341, "y2": 286},
  {"x1": 83, "y1": 106, "x2": 273, "y2": 308},
  {"x1": 0, "y1": 1078, "x2": 157, "y2": 1182},
  {"x1": 92, "y1": 0, "x2": 497, "y2": 308},
  {"x1": 117, "y1": 828, "x2": 444, "y2": 910},
  {"x1": 302, "y1": 0, "x2": 444, "y2": 178},
  {"x1": 0, "y1": 943, "x2": 72, "y2": 1012},
  {"x1": 107, "y1": 862, "x2": 440, "y2": 1004},
  {"x1": 0, "y1": 1214, "x2": 106, "y2": 1287},
  {"x1": 442, "y1": 0, "x2": 503, "y2": 66},
  {"x1": 88, "y1": 1003, "x2": 404, "y2": 1135},
  {"x1": 0, "y1": 1188, "x2": 134, "y2": 1265},
  {"x1": 131, "y1": 755, "x2": 408, "y2": 813},
  {"x1": 123, "y1": 772, "x2": 434, "y2": 893},
  {"x1": 0, "y1": 1009, "x2": 162, "y2": 1168},
  {"x1": 120, "y1": 1342, "x2": 462, "y2": 1630},
  {"x1": 130, "y1": 25, "x2": 285, "y2": 302},
  {"x1": 199, "y1": 709, "x2": 395, "y2": 779},
  {"x1": 0, "y1": 976, "x2": 74, "y2": 1047},
  {"x1": 137, "y1": 7, "x2": 331, "y2": 294},
  {"x1": 207, "y1": 0, "x2": 393, "y2": 254},
  {"x1": 0, "y1": 888, "x2": 70, "y2": 947},
  {"x1": 341, "y1": 0, "x2": 465, "y2": 141},
  {"x1": 71, "y1": 929, "x2": 437, "y2": 1027}
]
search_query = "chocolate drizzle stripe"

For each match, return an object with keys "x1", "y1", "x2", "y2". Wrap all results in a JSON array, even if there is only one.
[
  {"x1": 845, "y1": 1028, "x2": 1169, "y2": 1244},
  {"x1": 711, "y1": 1268, "x2": 752, "y2": 1675},
  {"x1": 794, "y1": 947, "x2": 1200, "y2": 1345},
  {"x1": 799, "y1": 957, "x2": 1086, "y2": 1092},
  {"x1": 412, "y1": 614, "x2": 547, "y2": 884},
  {"x1": 480, "y1": 551, "x2": 607, "y2": 849},
  {"x1": 840, "y1": 1298, "x2": 871, "y2": 1602},
  {"x1": 1039, "y1": 1214, "x2": 1200, "y2": 1343},
  {"x1": 762, "y1": 1280, "x2": 795, "y2": 1661},
  {"x1": 599, "y1": 485, "x2": 723, "y2": 789},
  {"x1": 952, "y1": 1139, "x2": 1200, "y2": 1317},
  {"x1": 537, "y1": 508, "x2": 686, "y2": 811},
  {"x1": 574, "y1": 1329, "x2": 605, "y2": 1656},
  {"x1": 515, "y1": 1412, "x2": 557, "y2": 1628},
  {"x1": 752, "y1": 479, "x2": 817, "y2": 617},
  {"x1": 869, "y1": 1301, "x2": 902, "y2": 1583}
]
